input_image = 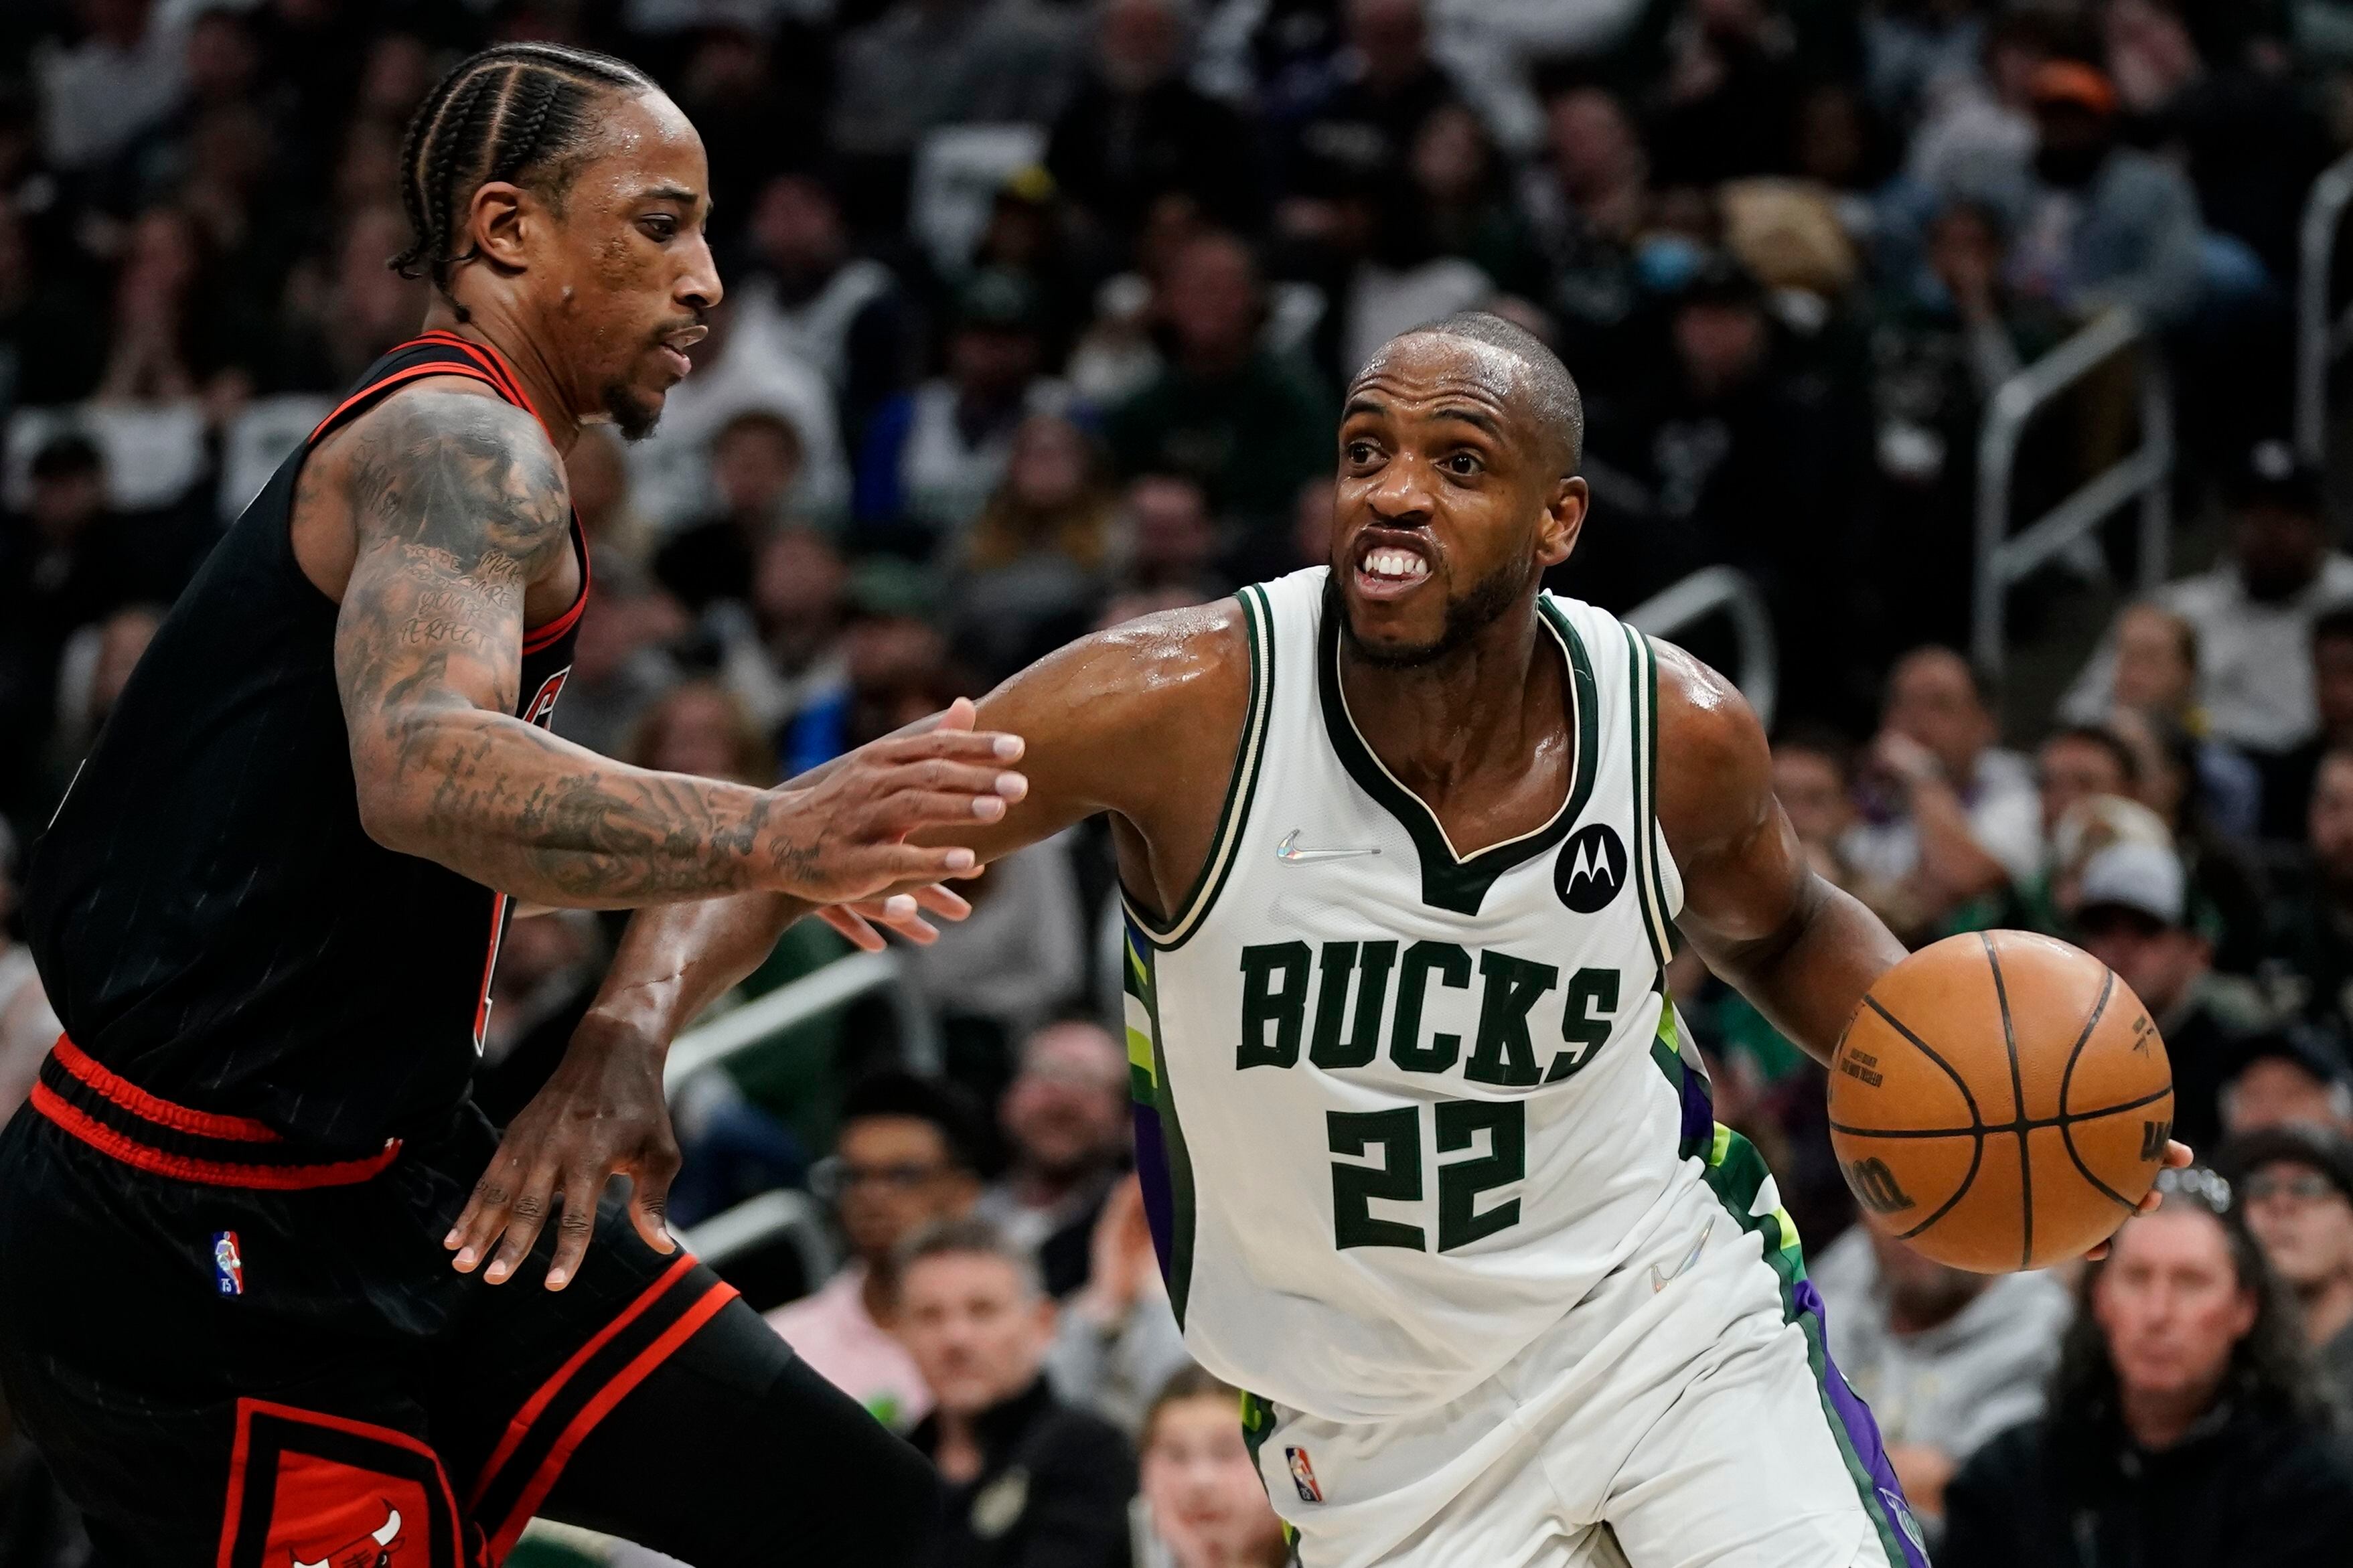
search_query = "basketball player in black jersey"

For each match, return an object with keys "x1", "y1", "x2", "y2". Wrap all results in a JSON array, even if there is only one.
[{"x1": 0, "y1": 44, "x2": 1008, "y2": 1567}]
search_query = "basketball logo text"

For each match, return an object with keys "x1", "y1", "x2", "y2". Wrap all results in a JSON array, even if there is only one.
[
  {"x1": 1286, "y1": 1446, "x2": 1324, "y2": 1504},
  {"x1": 1845, "y1": 1158, "x2": 1916, "y2": 1215},
  {"x1": 2139, "y1": 1117, "x2": 2173, "y2": 1162}
]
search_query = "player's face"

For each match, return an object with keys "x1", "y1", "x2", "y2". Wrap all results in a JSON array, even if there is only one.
[
  {"x1": 541, "y1": 90, "x2": 720, "y2": 439},
  {"x1": 1332, "y1": 336, "x2": 1584, "y2": 667}
]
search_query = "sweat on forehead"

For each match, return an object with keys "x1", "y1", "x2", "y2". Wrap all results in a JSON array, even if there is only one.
[{"x1": 1352, "y1": 313, "x2": 1584, "y2": 474}]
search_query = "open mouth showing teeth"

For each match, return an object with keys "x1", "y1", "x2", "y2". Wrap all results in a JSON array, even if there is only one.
[{"x1": 1359, "y1": 546, "x2": 1430, "y2": 583}]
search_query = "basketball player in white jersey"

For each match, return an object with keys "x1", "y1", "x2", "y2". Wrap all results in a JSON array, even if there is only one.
[{"x1": 650, "y1": 313, "x2": 2180, "y2": 1565}]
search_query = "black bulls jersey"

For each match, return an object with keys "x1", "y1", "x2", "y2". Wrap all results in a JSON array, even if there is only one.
[{"x1": 23, "y1": 334, "x2": 590, "y2": 1156}]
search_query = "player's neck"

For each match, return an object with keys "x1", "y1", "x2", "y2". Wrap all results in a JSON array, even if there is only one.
[
  {"x1": 1339, "y1": 610, "x2": 1555, "y2": 801},
  {"x1": 418, "y1": 302, "x2": 584, "y2": 454}
]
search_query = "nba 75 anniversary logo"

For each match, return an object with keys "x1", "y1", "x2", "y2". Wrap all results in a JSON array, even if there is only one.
[{"x1": 1553, "y1": 824, "x2": 1626, "y2": 913}]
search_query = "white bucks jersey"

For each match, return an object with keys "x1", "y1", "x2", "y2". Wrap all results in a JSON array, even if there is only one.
[{"x1": 1122, "y1": 568, "x2": 1720, "y2": 1423}]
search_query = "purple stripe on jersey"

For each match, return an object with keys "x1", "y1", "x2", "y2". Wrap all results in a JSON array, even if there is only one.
[
  {"x1": 1677, "y1": 1056, "x2": 1714, "y2": 1153},
  {"x1": 1133, "y1": 1102, "x2": 1178, "y2": 1283},
  {"x1": 1793, "y1": 1277, "x2": 1934, "y2": 1568}
]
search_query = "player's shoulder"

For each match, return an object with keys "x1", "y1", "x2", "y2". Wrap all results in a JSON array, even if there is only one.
[
  {"x1": 317, "y1": 377, "x2": 570, "y2": 554},
  {"x1": 1644, "y1": 635, "x2": 1773, "y2": 842},
  {"x1": 1041, "y1": 593, "x2": 1255, "y2": 714},
  {"x1": 327, "y1": 372, "x2": 547, "y2": 459}
]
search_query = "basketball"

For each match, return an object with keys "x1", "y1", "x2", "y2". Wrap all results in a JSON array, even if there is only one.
[{"x1": 1829, "y1": 930, "x2": 2174, "y2": 1273}]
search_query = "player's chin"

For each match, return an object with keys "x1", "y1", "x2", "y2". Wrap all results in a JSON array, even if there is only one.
[{"x1": 599, "y1": 379, "x2": 668, "y2": 443}]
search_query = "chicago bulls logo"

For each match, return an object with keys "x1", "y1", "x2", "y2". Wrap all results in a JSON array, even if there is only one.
[{"x1": 218, "y1": 1403, "x2": 461, "y2": 1568}]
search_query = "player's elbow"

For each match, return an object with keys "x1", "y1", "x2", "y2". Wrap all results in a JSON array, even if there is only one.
[{"x1": 347, "y1": 719, "x2": 441, "y2": 856}]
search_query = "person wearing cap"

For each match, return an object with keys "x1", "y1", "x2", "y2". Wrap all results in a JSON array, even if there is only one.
[
  {"x1": 2074, "y1": 838, "x2": 2266, "y2": 1152},
  {"x1": 853, "y1": 268, "x2": 1073, "y2": 553},
  {"x1": 2064, "y1": 438, "x2": 2353, "y2": 759},
  {"x1": 2004, "y1": 58, "x2": 2204, "y2": 329},
  {"x1": 2220, "y1": 1022, "x2": 2353, "y2": 1142},
  {"x1": 2221, "y1": 1124, "x2": 2353, "y2": 1414}
]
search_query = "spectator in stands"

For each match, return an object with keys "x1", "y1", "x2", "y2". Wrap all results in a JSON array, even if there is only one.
[
  {"x1": 977, "y1": 1019, "x2": 1132, "y2": 1299},
  {"x1": 1120, "y1": 472, "x2": 1233, "y2": 601},
  {"x1": 654, "y1": 409, "x2": 806, "y2": 615},
  {"x1": 2261, "y1": 609, "x2": 2353, "y2": 840},
  {"x1": 901, "y1": 1217, "x2": 1138, "y2": 1568},
  {"x1": 1047, "y1": 0, "x2": 1262, "y2": 244},
  {"x1": 770, "y1": 1072, "x2": 986, "y2": 1432},
  {"x1": 623, "y1": 680, "x2": 775, "y2": 788},
  {"x1": 2102, "y1": 602, "x2": 2263, "y2": 842},
  {"x1": 951, "y1": 414, "x2": 1118, "y2": 686},
  {"x1": 2105, "y1": 712, "x2": 2272, "y2": 974},
  {"x1": 1105, "y1": 230, "x2": 1335, "y2": 530},
  {"x1": 854, "y1": 270, "x2": 1071, "y2": 556},
  {"x1": 1136, "y1": 1366, "x2": 1290, "y2": 1568},
  {"x1": 1773, "y1": 728, "x2": 1864, "y2": 889},
  {"x1": 1811, "y1": 1219, "x2": 2072, "y2": 1526},
  {"x1": 2003, "y1": 60, "x2": 2206, "y2": 329},
  {"x1": 564, "y1": 426, "x2": 655, "y2": 574},
  {"x1": 1842, "y1": 646, "x2": 2042, "y2": 939},
  {"x1": 2064, "y1": 441, "x2": 2353, "y2": 762},
  {"x1": 1940, "y1": 1171, "x2": 2353, "y2": 1566},
  {"x1": 2222, "y1": 1124, "x2": 2353, "y2": 1414},
  {"x1": 1647, "y1": 0, "x2": 1811, "y2": 184},
  {"x1": 2267, "y1": 749, "x2": 2353, "y2": 1044},
  {"x1": 1517, "y1": 85, "x2": 1653, "y2": 404},
  {"x1": 716, "y1": 526, "x2": 854, "y2": 778},
  {"x1": 739, "y1": 167, "x2": 925, "y2": 436},
  {"x1": 2219, "y1": 1024, "x2": 2353, "y2": 1141},
  {"x1": 828, "y1": 0, "x2": 1079, "y2": 172},
  {"x1": 470, "y1": 909, "x2": 606, "y2": 1130},
  {"x1": 1288, "y1": 0, "x2": 1460, "y2": 198},
  {"x1": 2034, "y1": 723, "x2": 2139, "y2": 859},
  {"x1": 1045, "y1": 1174, "x2": 1189, "y2": 1437},
  {"x1": 2074, "y1": 840, "x2": 2258, "y2": 1154},
  {"x1": 547, "y1": 560, "x2": 686, "y2": 763},
  {"x1": 273, "y1": 204, "x2": 427, "y2": 395},
  {"x1": 34, "y1": 0, "x2": 185, "y2": 173}
]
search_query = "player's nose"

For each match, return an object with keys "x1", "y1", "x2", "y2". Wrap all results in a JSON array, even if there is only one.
[{"x1": 678, "y1": 232, "x2": 723, "y2": 312}]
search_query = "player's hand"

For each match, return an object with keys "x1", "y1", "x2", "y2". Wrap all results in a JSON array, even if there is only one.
[
  {"x1": 815, "y1": 883, "x2": 974, "y2": 951},
  {"x1": 2084, "y1": 1139, "x2": 2194, "y2": 1261},
  {"x1": 761, "y1": 698, "x2": 1025, "y2": 904},
  {"x1": 445, "y1": 1015, "x2": 682, "y2": 1290}
]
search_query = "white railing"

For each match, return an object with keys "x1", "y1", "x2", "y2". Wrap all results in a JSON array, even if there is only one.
[
  {"x1": 1626, "y1": 565, "x2": 1778, "y2": 729},
  {"x1": 1971, "y1": 309, "x2": 2172, "y2": 676},
  {"x1": 662, "y1": 946, "x2": 935, "y2": 1095},
  {"x1": 2297, "y1": 147, "x2": 2353, "y2": 465},
  {"x1": 680, "y1": 1186, "x2": 837, "y2": 1279}
]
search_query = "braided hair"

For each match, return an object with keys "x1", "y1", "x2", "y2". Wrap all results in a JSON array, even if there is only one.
[{"x1": 391, "y1": 43, "x2": 654, "y2": 323}]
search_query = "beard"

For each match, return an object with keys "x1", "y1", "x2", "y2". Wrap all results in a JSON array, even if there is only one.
[
  {"x1": 1329, "y1": 554, "x2": 1531, "y2": 670},
  {"x1": 602, "y1": 380, "x2": 663, "y2": 442}
]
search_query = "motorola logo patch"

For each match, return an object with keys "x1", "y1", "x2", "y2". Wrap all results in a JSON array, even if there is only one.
[{"x1": 1553, "y1": 824, "x2": 1626, "y2": 913}]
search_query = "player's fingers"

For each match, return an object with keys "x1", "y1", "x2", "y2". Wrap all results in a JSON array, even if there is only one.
[
  {"x1": 868, "y1": 844, "x2": 982, "y2": 885},
  {"x1": 544, "y1": 1171, "x2": 603, "y2": 1291},
  {"x1": 2164, "y1": 1138, "x2": 2194, "y2": 1168},
  {"x1": 910, "y1": 884, "x2": 972, "y2": 921},
  {"x1": 867, "y1": 759, "x2": 1028, "y2": 807},
  {"x1": 448, "y1": 1147, "x2": 531, "y2": 1269},
  {"x1": 874, "y1": 725, "x2": 1022, "y2": 765},
  {"x1": 817, "y1": 903, "x2": 887, "y2": 952},
  {"x1": 873, "y1": 790, "x2": 1018, "y2": 835},
  {"x1": 629, "y1": 1142, "x2": 681, "y2": 1257},
  {"x1": 872, "y1": 896, "x2": 941, "y2": 945},
  {"x1": 482, "y1": 1158, "x2": 562, "y2": 1285}
]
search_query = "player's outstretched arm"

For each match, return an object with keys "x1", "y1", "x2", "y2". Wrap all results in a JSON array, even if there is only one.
[
  {"x1": 327, "y1": 388, "x2": 1024, "y2": 909},
  {"x1": 1651, "y1": 641, "x2": 1908, "y2": 1069}
]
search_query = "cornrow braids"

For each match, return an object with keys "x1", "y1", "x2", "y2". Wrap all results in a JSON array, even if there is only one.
[{"x1": 390, "y1": 43, "x2": 654, "y2": 323}]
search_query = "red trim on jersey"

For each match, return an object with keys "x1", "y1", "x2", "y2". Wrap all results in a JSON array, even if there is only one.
[
  {"x1": 518, "y1": 551, "x2": 589, "y2": 654},
  {"x1": 481, "y1": 1279, "x2": 737, "y2": 1563},
  {"x1": 217, "y1": 1399, "x2": 473, "y2": 1568},
  {"x1": 416, "y1": 331, "x2": 542, "y2": 426},
  {"x1": 29, "y1": 1082, "x2": 402, "y2": 1189},
  {"x1": 306, "y1": 362, "x2": 505, "y2": 443},
  {"x1": 467, "y1": 1254, "x2": 699, "y2": 1511},
  {"x1": 51, "y1": 1034, "x2": 282, "y2": 1142}
]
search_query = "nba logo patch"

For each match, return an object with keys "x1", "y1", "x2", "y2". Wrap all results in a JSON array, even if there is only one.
[
  {"x1": 213, "y1": 1231, "x2": 244, "y2": 1296},
  {"x1": 1285, "y1": 1445, "x2": 1323, "y2": 1504}
]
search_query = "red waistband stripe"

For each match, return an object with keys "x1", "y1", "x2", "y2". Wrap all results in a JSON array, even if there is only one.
[{"x1": 31, "y1": 1038, "x2": 402, "y2": 1190}]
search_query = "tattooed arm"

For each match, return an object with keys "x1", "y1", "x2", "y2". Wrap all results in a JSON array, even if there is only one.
[{"x1": 326, "y1": 388, "x2": 1023, "y2": 909}]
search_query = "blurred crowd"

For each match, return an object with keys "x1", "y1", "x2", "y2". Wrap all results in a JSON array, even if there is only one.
[{"x1": 15, "y1": 0, "x2": 2353, "y2": 1563}]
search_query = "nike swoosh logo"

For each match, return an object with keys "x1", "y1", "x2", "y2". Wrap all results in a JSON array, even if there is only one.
[
  {"x1": 1276, "y1": 829, "x2": 1381, "y2": 864},
  {"x1": 1649, "y1": 1220, "x2": 1712, "y2": 1292}
]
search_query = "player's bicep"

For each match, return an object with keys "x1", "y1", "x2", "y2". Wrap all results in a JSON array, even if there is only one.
[
  {"x1": 331, "y1": 391, "x2": 571, "y2": 746},
  {"x1": 1649, "y1": 639, "x2": 1810, "y2": 953}
]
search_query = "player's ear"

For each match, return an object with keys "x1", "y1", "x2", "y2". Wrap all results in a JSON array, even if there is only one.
[
  {"x1": 466, "y1": 180, "x2": 535, "y2": 275},
  {"x1": 1535, "y1": 475, "x2": 1587, "y2": 569}
]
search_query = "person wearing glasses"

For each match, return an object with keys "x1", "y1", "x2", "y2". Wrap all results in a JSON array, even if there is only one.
[
  {"x1": 1939, "y1": 1166, "x2": 2353, "y2": 1567},
  {"x1": 767, "y1": 1071, "x2": 987, "y2": 1431},
  {"x1": 2222, "y1": 1125, "x2": 2353, "y2": 1419}
]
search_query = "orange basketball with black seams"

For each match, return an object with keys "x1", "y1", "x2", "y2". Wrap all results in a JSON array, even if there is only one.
[{"x1": 1828, "y1": 929, "x2": 2174, "y2": 1273}]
